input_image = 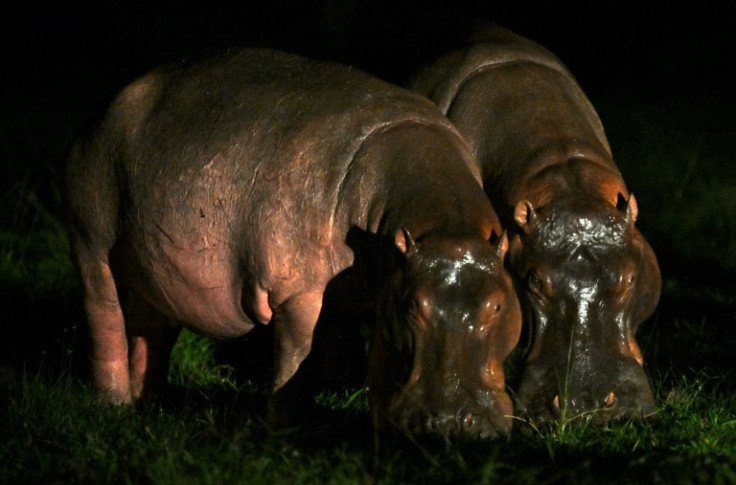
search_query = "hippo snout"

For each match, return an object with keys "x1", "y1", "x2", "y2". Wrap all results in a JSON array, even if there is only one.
[
  {"x1": 551, "y1": 387, "x2": 656, "y2": 424},
  {"x1": 423, "y1": 408, "x2": 511, "y2": 439},
  {"x1": 390, "y1": 389, "x2": 514, "y2": 440},
  {"x1": 401, "y1": 409, "x2": 506, "y2": 440},
  {"x1": 519, "y1": 377, "x2": 656, "y2": 424},
  {"x1": 516, "y1": 340, "x2": 657, "y2": 424}
]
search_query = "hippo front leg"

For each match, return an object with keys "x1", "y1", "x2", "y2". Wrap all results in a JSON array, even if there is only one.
[{"x1": 267, "y1": 290, "x2": 324, "y2": 426}]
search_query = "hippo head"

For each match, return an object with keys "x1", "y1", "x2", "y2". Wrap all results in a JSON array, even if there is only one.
[
  {"x1": 509, "y1": 194, "x2": 661, "y2": 423},
  {"x1": 368, "y1": 229, "x2": 521, "y2": 440}
]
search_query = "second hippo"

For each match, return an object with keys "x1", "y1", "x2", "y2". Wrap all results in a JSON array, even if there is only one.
[{"x1": 408, "y1": 21, "x2": 661, "y2": 423}]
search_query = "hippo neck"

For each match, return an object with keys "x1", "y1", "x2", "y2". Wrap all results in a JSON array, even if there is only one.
[
  {"x1": 337, "y1": 120, "x2": 499, "y2": 242},
  {"x1": 483, "y1": 116, "x2": 627, "y2": 225},
  {"x1": 441, "y1": 57, "x2": 624, "y2": 217},
  {"x1": 494, "y1": 149, "x2": 628, "y2": 227},
  {"x1": 516, "y1": 143, "x2": 627, "y2": 205}
]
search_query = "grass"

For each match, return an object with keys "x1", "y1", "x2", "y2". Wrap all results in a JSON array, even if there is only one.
[
  {"x1": 2, "y1": 55, "x2": 736, "y2": 484},
  {"x1": 3, "y1": 345, "x2": 736, "y2": 483}
]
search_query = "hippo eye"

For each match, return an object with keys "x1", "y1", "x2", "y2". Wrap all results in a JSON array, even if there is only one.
[
  {"x1": 527, "y1": 271, "x2": 543, "y2": 295},
  {"x1": 406, "y1": 290, "x2": 432, "y2": 324}
]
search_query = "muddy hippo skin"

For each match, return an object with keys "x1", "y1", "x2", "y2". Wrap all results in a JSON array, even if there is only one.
[
  {"x1": 408, "y1": 23, "x2": 661, "y2": 423},
  {"x1": 65, "y1": 48, "x2": 521, "y2": 438}
]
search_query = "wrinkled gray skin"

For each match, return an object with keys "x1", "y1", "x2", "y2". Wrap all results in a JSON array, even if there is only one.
[
  {"x1": 409, "y1": 23, "x2": 661, "y2": 423},
  {"x1": 65, "y1": 48, "x2": 521, "y2": 439}
]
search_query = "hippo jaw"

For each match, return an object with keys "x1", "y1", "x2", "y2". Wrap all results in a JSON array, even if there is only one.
[
  {"x1": 368, "y1": 229, "x2": 521, "y2": 439},
  {"x1": 509, "y1": 195, "x2": 661, "y2": 423}
]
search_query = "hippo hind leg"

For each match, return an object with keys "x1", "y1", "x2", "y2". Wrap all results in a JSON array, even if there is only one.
[
  {"x1": 73, "y1": 249, "x2": 132, "y2": 404},
  {"x1": 124, "y1": 291, "x2": 181, "y2": 400},
  {"x1": 72, "y1": 238, "x2": 181, "y2": 403}
]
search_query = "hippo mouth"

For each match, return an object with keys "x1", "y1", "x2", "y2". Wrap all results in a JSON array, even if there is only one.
[
  {"x1": 516, "y1": 375, "x2": 657, "y2": 425},
  {"x1": 382, "y1": 388, "x2": 514, "y2": 440},
  {"x1": 406, "y1": 409, "x2": 508, "y2": 440},
  {"x1": 524, "y1": 394, "x2": 653, "y2": 425}
]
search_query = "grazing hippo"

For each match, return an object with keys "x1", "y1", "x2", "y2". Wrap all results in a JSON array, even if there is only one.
[
  {"x1": 408, "y1": 22, "x2": 661, "y2": 422},
  {"x1": 64, "y1": 48, "x2": 521, "y2": 439}
]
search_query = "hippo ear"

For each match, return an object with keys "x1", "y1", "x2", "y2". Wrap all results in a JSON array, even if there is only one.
[
  {"x1": 626, "y1": 194, "x2": 639, "y2": 225},
  {"x1": 494, "y1": 231, "x2": 509, "y2": 261},
  {"x1": 394, "y1": 227, "x2": 416, "y2": 255},
  {"x1": 617, "y1": 193, "x2": 638, "y2": 227},
  {"x1": 507, "y1": 232, "x2": 522, "y2": 267},
  {"x1": 514, "y1": 200, "x2": 537, "y2": 233}
]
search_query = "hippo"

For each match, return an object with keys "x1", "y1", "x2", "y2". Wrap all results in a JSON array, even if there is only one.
[
  {"x1": 407, "y1": 22, "x2": 661, "y2": 423},
  {"x1": 64, "y1": 48, "x2": 521, "y2": 439}
]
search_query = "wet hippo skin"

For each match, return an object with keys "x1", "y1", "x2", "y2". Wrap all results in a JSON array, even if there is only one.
[{"x1": 407, "y1": 21, "x2": 661, "y2": 423}]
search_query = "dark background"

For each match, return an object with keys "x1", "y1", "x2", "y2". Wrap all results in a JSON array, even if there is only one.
[{"x1": 2, "y1": 1, "x2": 733, "y2": 118}]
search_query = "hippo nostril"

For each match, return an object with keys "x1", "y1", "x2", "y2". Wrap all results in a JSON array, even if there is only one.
[
  {"x1": 604, "y1": 392, "x2": 616, "y2": 408},
  {"x1": 553, "y1": 394, "x2": 560, "y2": 410},
  {"x1": 462, "y1": 413, "x2": 474, "y2": 429}
]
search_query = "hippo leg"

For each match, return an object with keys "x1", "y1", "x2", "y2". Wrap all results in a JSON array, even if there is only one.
[
  {"x1": 125, "y1": 291, "x2": 181, "y2": 400},
  {"x1": 75, "y1": 251, "x2": 132, "y2": 404},
  {"x1": 267, "y1": 290, "x2": 324, "y2": 426}
]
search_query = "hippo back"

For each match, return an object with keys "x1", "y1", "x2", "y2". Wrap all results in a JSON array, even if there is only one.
[{"x1": 68, "y1": 48, "x2": 486, "y2": 325}]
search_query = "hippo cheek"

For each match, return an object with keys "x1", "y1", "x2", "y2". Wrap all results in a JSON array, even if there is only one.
[
  {"x1": 366, "y1": 330, "x2": 416, "y2": 434},
  {"x1": 608, "y1": 363, "x2": 656, "y2": 419},
  {"x1": 630, "y1": 236, "x2": 662, "y2": 327},
  {"x1": 514, "y1": 362, "x2": 562, "y2": 421}
]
